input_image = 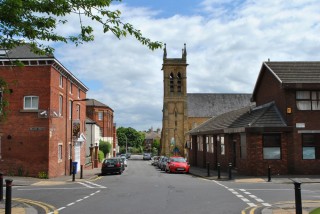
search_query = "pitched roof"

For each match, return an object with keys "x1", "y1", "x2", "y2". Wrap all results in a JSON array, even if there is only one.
[
  {"x1": 189, "y1": 102, "x2": 287, "y2": 134},
  {"x1": 0, "y1": 44, "x2": 53, "y2": 59},
  {"x1": 187, "y1": 93, "x2": 253, "y2": 118},
  {"x1": 86, "y1": 99, "x2": 113, "y2": 111},
  {"x1": 265, "y1": 61, "x2": 320, "y2": 83}
]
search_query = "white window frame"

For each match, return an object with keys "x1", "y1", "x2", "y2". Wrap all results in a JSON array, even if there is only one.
[
  {"x1": 59, "y1": 95, "x2": 63, "y2": 116},
  {"x1": 98, "y1": 112, "x2": 103, "y2": 121},
  {"x1": 24, "y1": 96, "x2": 39, "y2": 110},
  {"x1": 78, "y1": 88, "x2": 81, "y2": 99},
  {"x1": 58, "y1": 144, "x2": 63, "y2": 162},
  {"x1": 59, "y1": 75, "x2": 63, "y2": 88},
  {"x1": 69, "y1": 82, "x2": 73, "y2": 94}
]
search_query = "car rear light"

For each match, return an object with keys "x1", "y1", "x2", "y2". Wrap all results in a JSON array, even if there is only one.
[{"x1": 116, "y1": 163, "x2": 121, "y2": 167}]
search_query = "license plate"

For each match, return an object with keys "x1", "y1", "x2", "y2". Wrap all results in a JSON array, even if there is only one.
[
  {"x1": 177, "y1": 168, "x2": 184, "y2": 171},
  {"x1": 108, "y1": 165, "x2": 114, "y2": 167}
]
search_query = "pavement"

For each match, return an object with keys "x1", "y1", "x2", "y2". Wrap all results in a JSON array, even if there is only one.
[{"x1": 0, "y1": 165, "x2": 319, "y2": 213}]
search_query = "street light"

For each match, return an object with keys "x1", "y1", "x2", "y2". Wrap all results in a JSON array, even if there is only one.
[
  {"x1": 69, "y1": 98, "x2": 89, "y2": 175},
  {"x1": 123, "y1": 134, "x2": 128, "y2": 155}
]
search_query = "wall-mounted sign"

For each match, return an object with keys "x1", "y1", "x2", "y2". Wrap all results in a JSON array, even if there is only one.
[{"x1": 296, "y1": 123, "x2": 305, "y2": 128}]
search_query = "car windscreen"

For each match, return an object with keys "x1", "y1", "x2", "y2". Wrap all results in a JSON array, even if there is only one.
[{"x1": 170, "y1": 157, "x2": 186, "y2": 163}]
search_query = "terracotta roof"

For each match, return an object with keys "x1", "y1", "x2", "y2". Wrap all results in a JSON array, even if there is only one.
[
  {"x1": 187, "y1": 93, "x2": 253, "y2": 118},
  {"x1": 189, "y1": 102, "x2": 287, "y2": 134}
]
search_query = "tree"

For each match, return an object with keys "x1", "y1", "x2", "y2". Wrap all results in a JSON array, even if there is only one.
[
  {"x1": 99, "y1": 140, "x2": 112, "y2": 157},
  {"x1": 0, "y1": 0, "x2": 162, "y2": 55},
  {"x1": 117, "y1": 127, "x2": 145, "y2": 149}
]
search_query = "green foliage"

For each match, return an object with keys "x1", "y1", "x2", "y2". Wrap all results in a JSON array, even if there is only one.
[
  {"x1": 311, "y1": 208, "x2": 320, "y2": 214},
  {"x1": 99, "y1": 140, "x2": 112, "y2": 157},
  {"x1": 117, "y1": 127, "x2": 145, "y2": 149},
  {"x1": 152, "y1": 139, "x2": 160, "y2": 151},
  {"x1": 38, "y1": 171, "x2": 48, "y2": 179},
  {"x1": 0, "y1": 0, "x2": 162, "y2": 55},
  {"x1": 0, "y1": 78, "x2": 10, "y2": 122},
  {"x1": 98, "y1": 150, "x2": 105, "y2": 162}
]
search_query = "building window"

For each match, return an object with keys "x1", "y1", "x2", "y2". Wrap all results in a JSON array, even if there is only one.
[
  {"x1": 59, "y1": 95, "x2": 63, "y2": 116},
  {"x1": 59, "y1": 75, "x2": 63, "y2": 88},
  {"x1": 302, "y1": 134, "x2": 320, "y2": 160},
  {"x1": 220, "y1": 136, "x2": 225, "y2": 155},
  {"x1": 69, "y1": 82, "x2": 73, "y2": 94},
  {"x1": 98, "y1": 112, "x2": 103, "y2": 121},
  {"x1": 69, "y1": 100, "x2": 72, "y2": 119},
  {"x1": 240, "y1": 133, "x2": 247, "y2": 159},
  {"x1": 206, "y1": 136, "x2": 209, "y2": 152},
  {"x1": 296, "y1": 91, "x2": 320, "y2": 110},
  {"x1": 177, "y1": 72, "x2": 182, "y2": 92},
  {"x1": 24, "y1": 96, "x2": 39, "y2": 110},
  {"x1": 78, "y1": 88, "x2": 81, "y2": 99},
  {"x1": 263, "y1": 134, "x2": 281, "y2": 159},
  {"x1": 210, "y1": 136, "x2": 214, "y2": 153},
  {"x1": 169, "y1": 72, "x2": 174, "y2": 92},
  {"x1": 58, "y1": 144, "x2": 63, "y2": 161}
]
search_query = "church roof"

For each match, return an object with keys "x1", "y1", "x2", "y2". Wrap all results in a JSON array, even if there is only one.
[{"x1": 187, "y1": 93, "x2": 253, "y2": 118}]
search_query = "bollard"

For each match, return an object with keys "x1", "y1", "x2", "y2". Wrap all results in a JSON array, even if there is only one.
[
  {"x1": 267, "y1": 165, "x2": 271, "y2": 182},
  {"x1": 72, "y1": 168, "x2": 75, "y2": 182},
  {"x1": 5, "y1": 179, "x2": 13, "y2": 214},
  {"x1": 294, "y1": 181, "x2": 302, "y2": 214},
  {"x1": 206, "y1": 162, "x2": 210, "y2": 177},
  {"x1": 80, "y1": 165, "x2": 83, "y2": 179},
  {"x1": 70, "y1": 159, "x2": 72, "y2": 176},
  {"x1": 217, "y1": 163, "x2": 221, "y2": 179},
  {"x1": 228, "y1": 163, "x2": 232, "y2": 180},
  {"x1": 0, "y1": 172, "x2": 3, "y2": 201}
]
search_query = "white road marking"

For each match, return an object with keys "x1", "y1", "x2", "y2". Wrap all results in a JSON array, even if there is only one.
[{"x1": 48, "y1": 190, "x2": 101, "y2": 214}]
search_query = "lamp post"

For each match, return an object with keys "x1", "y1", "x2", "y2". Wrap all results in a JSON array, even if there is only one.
[
  {"x1": 123, "y1": 134, "x2": 128, "y2": 155},
  {"x1": 70, "y1": 98, "x2": 89, "y2": 175}
]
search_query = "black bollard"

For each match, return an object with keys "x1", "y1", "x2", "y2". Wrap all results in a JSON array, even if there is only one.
[
  {"x1": 0, "y1": 172, "x2": 3, "y2": 201},
  {"x1": 268, "y1": 165, "x2": 271, "y2": 182},
  {"x1": 228, "y1": 163, "x2": 232, "y2": 180},
  {"x1": 217, "y1": 163, "x2": 221, "y2": 179},
  {"x1": 5, "y1": 179, "x2": 13, "y2": 214},
  {"x1": 294, "y1": 181, "x2": 302, "y2": 214},
  {"x1": 70, "y1": 159, "x2": 72, "y2": 176},
  {"x1": 206, "y1": 162, "x2": 210, "y2": 177},
  {"x1": 80, "y1": 165, "x2": 83, "y2": 179}
]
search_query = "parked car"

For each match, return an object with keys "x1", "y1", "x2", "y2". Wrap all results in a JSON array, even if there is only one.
[
  {"x1": 165, "y1": 156, "x2": 190, "y2": 173},
  {"x1": 126, "y1": 153, "x2": 131, "y2": 159},
  {"x1": 157, "y1": 156, "x2": 165, "y2": 168},
  {"x1": 143, "y1": 153, "x2": 152, "y2": 160},
  {"x1": 101, "y1": 158, "x2": 124, "y2": 175},
  {"x1": 120, "y1": 156, "x2": 128, "y2": 167},
  {"x1": 151, "y1": 156, "x2": 160, "y2": 166},
  {"x1": 159, "y1": 156, "x2": 169, "y2": 171}
]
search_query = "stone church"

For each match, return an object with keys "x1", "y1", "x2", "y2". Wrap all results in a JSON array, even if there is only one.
[{"x1": 160, "y1": 44, "x2": 252, "y2": 158}]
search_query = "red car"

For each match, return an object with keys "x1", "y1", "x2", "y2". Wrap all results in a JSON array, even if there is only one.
[{"x1": 165, "y1": 156, "x2": 190, "y2": 173}]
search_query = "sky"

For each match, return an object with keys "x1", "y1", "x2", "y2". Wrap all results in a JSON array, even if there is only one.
[{"x1": 51, "y1": 0, "x2": 320, "y2": 131}]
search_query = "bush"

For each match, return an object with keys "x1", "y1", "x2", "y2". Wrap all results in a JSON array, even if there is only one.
[
  {"x1": 98, "y1": 150, "x2": 105, "y2": 162},
  {"x1": 99, "y1": 140, "x2": 112, "y2": 157}
]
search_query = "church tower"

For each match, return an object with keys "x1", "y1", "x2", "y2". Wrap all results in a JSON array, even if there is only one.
[{"x1": 161, "y1": 44, "x2": 188, "y2": 157}]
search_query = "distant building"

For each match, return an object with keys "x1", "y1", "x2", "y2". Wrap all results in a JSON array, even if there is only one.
[
  {"x1": 86, "y1": 99, "x2": 117, "y2": 157},
  {"x1": 0, "y1": 45, "x2": 88, "y2": 177},
  {"x1": 161, "y1": 44, "x2": 252, "y2": 158},
  {"x1": 144, "y1": 127, "x2": 161, "y2": 153}
]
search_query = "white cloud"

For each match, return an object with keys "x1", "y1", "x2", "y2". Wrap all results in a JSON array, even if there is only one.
[{"x1": 52, "y1": 0, "x2": 320, "y2": 131}]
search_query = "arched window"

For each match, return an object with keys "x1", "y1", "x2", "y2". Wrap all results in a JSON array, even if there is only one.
[
  {"x1": 177, "y1": 72, "x2": 182, "y2": 92},
  {"x1": 170, "y1": 72, "x2": 174, "y2": 92}
]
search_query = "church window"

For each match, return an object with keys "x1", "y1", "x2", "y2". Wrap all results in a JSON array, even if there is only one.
[
  {"x1": 177, "y1": 72, "x2": 182, "y2": 92},
  {"x1": 170, "y1": 72, "x2": 174, "y2": 92}
]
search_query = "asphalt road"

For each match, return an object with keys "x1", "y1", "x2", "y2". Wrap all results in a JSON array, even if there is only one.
[{"x1": 11, "y1": 155, "x2": 320, "y2": 214}]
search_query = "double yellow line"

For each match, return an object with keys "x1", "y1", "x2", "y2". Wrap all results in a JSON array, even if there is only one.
[{"x1": 13, "y1": 197, "x2": 58, "y2": 214}]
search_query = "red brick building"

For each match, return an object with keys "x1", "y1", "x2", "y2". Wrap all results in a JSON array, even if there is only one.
[
  {"x1": 86, "y1": 99, "x2": 117, "y2": 157},
  {"x1": 188, "y1": 61, "x2": 320, "y2": 176},
  {"x1": 0, "y1": 45, "x2": 88, "y2": 178}
]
